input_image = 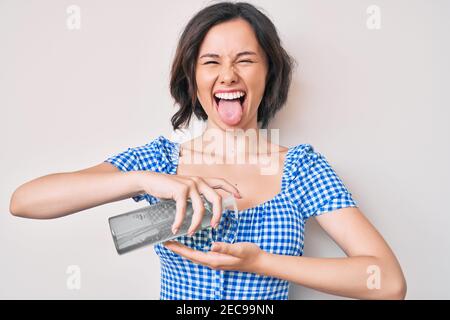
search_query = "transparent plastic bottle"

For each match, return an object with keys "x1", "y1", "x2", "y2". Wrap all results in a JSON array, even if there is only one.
[{"x1": 108, "y1": 194, "x2": 238, "y2": 255}]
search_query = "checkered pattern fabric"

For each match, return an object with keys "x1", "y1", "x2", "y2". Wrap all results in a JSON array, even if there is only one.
[{"x1": 104, "y1": 135, "x2": 358, "y2": 300}]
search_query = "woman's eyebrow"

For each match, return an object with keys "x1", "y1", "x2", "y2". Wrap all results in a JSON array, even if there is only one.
[{"x1": 199, "y1": 51, "x2": 257, "y2": 59}]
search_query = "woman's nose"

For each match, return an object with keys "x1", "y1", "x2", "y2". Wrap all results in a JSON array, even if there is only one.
[{"x1": 219, "y1": 65, "x2": 238, "y2": 84}]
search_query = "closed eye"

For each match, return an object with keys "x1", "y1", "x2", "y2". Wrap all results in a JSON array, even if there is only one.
[{"x1": 204, "y1": 60, "x2": 254, "y2": 65}]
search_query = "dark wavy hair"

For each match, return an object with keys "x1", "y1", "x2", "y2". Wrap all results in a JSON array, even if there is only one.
[{"x1": 169, "y1": 1, "x2": 296, "y2": 130}]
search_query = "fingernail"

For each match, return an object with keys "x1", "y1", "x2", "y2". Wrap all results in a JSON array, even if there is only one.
[
  {"x1": 214, "y1": 222, "x2": 219, "y2": 229},
  {"x1": 172, "y1": 227, "x2": 179, "y2": 235}
]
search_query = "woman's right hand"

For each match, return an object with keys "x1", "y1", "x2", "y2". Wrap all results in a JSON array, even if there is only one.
[{"x1": 137, "y1": 171, "x2": 242, "y2": 236}]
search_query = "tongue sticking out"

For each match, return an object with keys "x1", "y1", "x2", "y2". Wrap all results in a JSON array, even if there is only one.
[{"x1": 217, "y1": 99, "x2": 243, "y2": 125}]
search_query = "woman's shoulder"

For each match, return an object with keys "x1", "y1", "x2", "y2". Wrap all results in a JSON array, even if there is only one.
[
  {"x1": 284, "y1": 143, "x2": 357, "y2": 219},
  {"x1": 104, "y1": 134, "x2": 179, "y2": 184},
  {"x1": 286, "y1": 142, "x2": 318, "y2": 165},
  {"x1": 128, "y1": 135, "x2": 179, "y2": 170},
  {"x1": 288, "y1": 142, "x2": 315, "y2": 157},
  {"x1": 131, "y1": 135, "x2": 177, "y2": 153},
  {"x1": 284, "y1": 142, "x2": 324, "y2": 183}
]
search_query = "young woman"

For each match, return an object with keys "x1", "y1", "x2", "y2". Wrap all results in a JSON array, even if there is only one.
[{"x1": 9, "y1": 2, "x2": 406, "y2": 300}]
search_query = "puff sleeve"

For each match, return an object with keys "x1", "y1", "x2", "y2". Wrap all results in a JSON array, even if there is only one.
[
  {"x1": 103, "y1": 136, "x2": 170, "y2": 204},
  {"x1": 287, "y1": 144, "x2": 358, "y2": 220}
]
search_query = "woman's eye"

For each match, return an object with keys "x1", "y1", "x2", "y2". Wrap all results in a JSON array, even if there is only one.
[
  {"x1": 204, "y1": 61, "x2": 218, "y2": 65},
  {"x1": 239, "y1": 60, "x2": 254, "y2": 63}
]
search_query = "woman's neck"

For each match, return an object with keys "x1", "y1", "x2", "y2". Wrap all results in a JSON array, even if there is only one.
[{"x1": 181, "y1": 125, "x2": 286, "y2": 159}]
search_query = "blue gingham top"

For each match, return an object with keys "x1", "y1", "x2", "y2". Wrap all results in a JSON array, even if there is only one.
[{"x1": 104, "y1": 135, "x2": 358, "y2": 300}]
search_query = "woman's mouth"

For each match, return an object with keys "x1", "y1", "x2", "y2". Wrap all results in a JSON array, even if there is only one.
[
  {"x1": 213, "y1": 91, "x2": 247, "y2": 125},
  {"x1": 213, "y1": 92, "x2": 247, "y2": 111}
]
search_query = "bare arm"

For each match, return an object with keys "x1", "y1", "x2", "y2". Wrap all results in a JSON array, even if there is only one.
[
  {"x1": 254, "y1": 207, "x2": 407, "y2": 299},
  {"x1": 9, "y1": 162, "x2": 145, "y2": 219},
  {"x1": 9, "y1": 160, "x2": 243, "y2": 237}
]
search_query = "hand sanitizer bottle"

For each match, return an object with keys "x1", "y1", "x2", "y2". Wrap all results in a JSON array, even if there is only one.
[{"x1": 108, "y1": 194, "x2": 238, "y2": 255}]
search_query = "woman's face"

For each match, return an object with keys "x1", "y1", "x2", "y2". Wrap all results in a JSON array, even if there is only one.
[{"x1": 195, "y1": 18, "x2": 269, "y2": 131}]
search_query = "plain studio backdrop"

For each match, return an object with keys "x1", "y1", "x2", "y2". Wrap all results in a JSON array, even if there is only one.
[{"x1": 0, "y1": 0, "x2": 448, "y2": 299}]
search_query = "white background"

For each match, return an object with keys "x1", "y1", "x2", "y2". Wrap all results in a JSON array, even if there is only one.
[{"x1": 1, "y1": 0, "x2": 448, "y2": 299}]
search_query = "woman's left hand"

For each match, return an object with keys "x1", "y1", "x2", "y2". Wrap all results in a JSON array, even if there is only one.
[{"x1": 163, "y1": 240, "x2": 265, "y2": 273}]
